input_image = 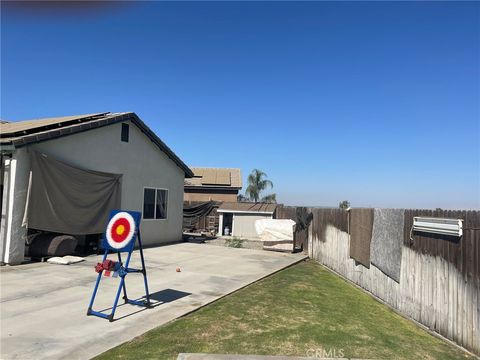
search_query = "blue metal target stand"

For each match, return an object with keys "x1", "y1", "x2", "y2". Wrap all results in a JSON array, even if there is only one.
[{"x1": 87, "y1": 210, "x2": 151, "y2": 322}]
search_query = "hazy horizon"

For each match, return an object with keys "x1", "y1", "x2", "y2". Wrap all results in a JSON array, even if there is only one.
[{"x1": 2, "y1": 2, "x2": 479, "y2": 210}]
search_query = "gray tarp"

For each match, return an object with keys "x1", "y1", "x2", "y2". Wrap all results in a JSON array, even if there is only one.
[
  {"x1": 183, "y1": 201, "x2": 218, "y2": 229},
  {"x1": 370, "y1": 208, "x2": 404, "y2": 282},
  {"x1": 27, "y1": 151, "x2": 122, "y2": 234},
  {"x1": 349, "y1": 208, "x2": 374, "y2": 268}
]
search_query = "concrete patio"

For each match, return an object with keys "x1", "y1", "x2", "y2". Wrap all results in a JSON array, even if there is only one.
[{"x1": 0, "y1": 243, "x2": 306, "y2": 360}]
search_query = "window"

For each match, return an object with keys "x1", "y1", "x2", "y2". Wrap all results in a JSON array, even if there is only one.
[
  {"x1": 143, "y1": 188, "x2": 168, "y2": 219},
  {"x1": 155, "y1": 189, "x2": 168, "y2": 219},
  {"x1": 121, "y1": 123, "x2": 129, "y2": 142},
  {"x1": 143, "y1": 188, "x2": 155, "y2": 219}
]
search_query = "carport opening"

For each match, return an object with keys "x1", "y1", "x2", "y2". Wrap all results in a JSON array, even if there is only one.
[
  {"x1": 25, "y1": 229, "x2": 102, "y2": 261},
  {"x1": 22, "y1": 151, "x2": 122, "y2": 262}
]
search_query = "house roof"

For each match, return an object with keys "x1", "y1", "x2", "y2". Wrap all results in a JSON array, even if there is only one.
[
  {"x1": 185, "y1": 167, "x2": 242, "y2": 189},
  {"x1": 217, "y1": 202, "x2": 277, "y2": 214},
  {"x1": 0, "y1": 112, "x2": 194, "y2": 178}
]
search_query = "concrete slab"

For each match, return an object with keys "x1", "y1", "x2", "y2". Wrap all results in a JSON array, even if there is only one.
[{"x1": 0, "y1": 243, "x2": 306, "y2": 360}]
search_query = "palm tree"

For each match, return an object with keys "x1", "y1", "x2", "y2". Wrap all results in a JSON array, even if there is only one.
[
  {"x1": 261, "y1": 193, "x2": 277, "y2": 203},
  {"x1": 237, "y1": 194, "x2": 248, "y2": 202},
  {"x1": 245, "y1": 169, "x2": 275, "y2": 203}
]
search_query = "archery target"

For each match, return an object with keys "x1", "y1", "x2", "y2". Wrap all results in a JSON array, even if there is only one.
[{"x1": 106, "y1": 212, "x2": 136, "y2": 250}]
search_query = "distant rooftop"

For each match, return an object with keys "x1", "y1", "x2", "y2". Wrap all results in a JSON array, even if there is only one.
[
  {"x1": 217, "y1": 202, "x2": 277, "y2": 214},
  {"x1": 185, "y1": 167, "x2": 242, "y2": 189}
]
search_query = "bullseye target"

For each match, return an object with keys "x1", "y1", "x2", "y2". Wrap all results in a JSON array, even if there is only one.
[{"x1": 106, "y1": 212, "x2": 136, "y2": 250}]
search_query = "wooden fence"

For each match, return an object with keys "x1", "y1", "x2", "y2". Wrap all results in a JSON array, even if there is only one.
[{"x1": 288, "y1": 207, "x2": 479, "y2": 355}]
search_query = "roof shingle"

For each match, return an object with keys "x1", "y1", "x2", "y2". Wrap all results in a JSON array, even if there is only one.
[
  {"x1": 185, "y1": 167, "x2": 242, "y2": 189},
  {"x1": 0, "y1": 112, "x2": 193, "y2": 178}
]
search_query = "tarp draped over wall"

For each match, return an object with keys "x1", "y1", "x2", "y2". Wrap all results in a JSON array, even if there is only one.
[
  {"x1": 370, "y1": 208, "x2": 404, "y2": 282},
  {"x1": 293, "y1": 207, "x2": 313, "y2": 233},
  {"x1": 275, "y1": 205, "x2": 314, "y2": 251},
  {"x1": 255, "y1": 219, "x2": 295, "y2": 242},
  {"x1": 349, "y1": 208, "x2": 374, "y2": 268},
  {"x1": 26, "y1": 151, "x2": 122, "y2": 234},
  {"x1": 183, "y1": 201, "x2": 218, "y2": 229}
]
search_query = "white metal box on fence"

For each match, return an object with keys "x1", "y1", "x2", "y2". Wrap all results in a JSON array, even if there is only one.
[{"x1": 412, "y1": 217, "x2": 463, "y2": 237}]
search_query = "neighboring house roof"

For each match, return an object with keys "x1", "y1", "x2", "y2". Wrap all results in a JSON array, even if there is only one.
[
  {"x1": 0, "y1": 112, "x2": 194, "y2": 178},
  {"x1": 217, "y1": 202, "x2": 277, "y2": 214},
  {"x1": 185, "y1": 167, "x2": 242, "y2": 189}
]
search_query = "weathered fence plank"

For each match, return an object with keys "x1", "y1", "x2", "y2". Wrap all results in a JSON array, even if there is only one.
[{"x1": 303, "y1": 207, "x2": 479, "y2": 355}]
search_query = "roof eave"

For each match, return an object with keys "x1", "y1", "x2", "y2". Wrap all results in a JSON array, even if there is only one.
[
  {"x1": 129, "y1": 113, "x2": 193, "y2": 178},
  {"x1": 0, "y1": 112, "x2": 194, "y2": 178}
]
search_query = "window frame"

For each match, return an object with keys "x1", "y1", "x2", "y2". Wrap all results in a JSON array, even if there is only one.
[{"x1": 142, "y1": 187, "x2": 168, "y2": 221}]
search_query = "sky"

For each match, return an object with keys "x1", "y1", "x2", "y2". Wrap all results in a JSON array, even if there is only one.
[{"x1": 1, "y1": 1, "x2": 479, "y2": 209}]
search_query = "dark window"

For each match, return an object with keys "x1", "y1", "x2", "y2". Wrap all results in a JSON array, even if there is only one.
[
  {"x1": 121, "y1": 123, "x2": 129, "y2": 142},
  {"x1": 143, "y1": 188, "x2": 168, "y2": 219},
  {"x1": 143, "y1": 188, "x2": 155, "y2": 219},
  {"x1": 155, "y1": 189, "x2": 168, "y2": 219}
]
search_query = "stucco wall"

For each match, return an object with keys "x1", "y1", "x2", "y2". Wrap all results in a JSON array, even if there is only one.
[
  {"x1": 3, "y1": 120, "x2": 185, "y2": 262},
  {"x1": 232, "y1": 213, "x2": 272, "y2": 238}
]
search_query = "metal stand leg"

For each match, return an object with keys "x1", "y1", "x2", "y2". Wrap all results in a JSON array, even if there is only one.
[
  {"x1": 109, "y1": 250, "x2": 133, "y2": 321},
  {"x1": 87, "y1": 250, "x2": 108, "y2": 315},
  {"x1": 137, "y1": 230, "x2": 151, "y2": 307},
  {"x1": 117, "y1": 252, "x2": 128, "y2": 303}
]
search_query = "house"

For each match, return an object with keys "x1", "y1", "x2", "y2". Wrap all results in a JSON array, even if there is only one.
[
  {"x1": 0, "y1": 112, "x2": 193, "y2": 264},
  {"x1": 217, "y1": 202, "x2": 277, "y2": 238},
  {"x1": 184, "y1": 167, "x2": 242, "y2": 202}
]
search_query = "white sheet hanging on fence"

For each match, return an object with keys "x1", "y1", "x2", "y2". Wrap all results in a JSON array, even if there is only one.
[
  {"x1": 255, "y1": 219, "x2": 295, "y2": 241},
  {"x1": 370, "y1": 208, "x2": 404, "y2": 283},
  {"x1": 255, "y1": 219, "x2": 295, "y2": 252}
]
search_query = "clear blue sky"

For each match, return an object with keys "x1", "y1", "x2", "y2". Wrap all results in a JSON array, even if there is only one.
[{"x1": 2, "y1": 1, "x2": 479, "y2": 209}]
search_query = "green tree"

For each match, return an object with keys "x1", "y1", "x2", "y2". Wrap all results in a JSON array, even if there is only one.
[
  {"x1": 245, "y1": 169, "x2": 275, "y2": 203},
  {"x1": 261, "y1": 193, "x2": 277, "y2": 203},
  {"x1": 237, "y1": 194, "x2": 248, "y2": 202},
  {"x1": 339, "y1": 200, "x2": 350, "y2": 209}
]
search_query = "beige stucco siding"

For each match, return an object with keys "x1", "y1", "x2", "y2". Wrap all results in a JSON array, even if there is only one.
[
  {"x1": 4, "y1": 120, "x2": 185, "y2": 263},
  {"x1": 232, "y1": 213, "x2": 272, "y2": 239}
]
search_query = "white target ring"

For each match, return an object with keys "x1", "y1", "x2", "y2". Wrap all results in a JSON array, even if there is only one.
[{"x1": 106, "y1": 212, "x2": 136, "y2": 250}]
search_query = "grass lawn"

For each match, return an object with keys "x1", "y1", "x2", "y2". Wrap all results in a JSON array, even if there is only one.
[{"x1": 96, "y1": 260, "x2": 474, "y2": 360}]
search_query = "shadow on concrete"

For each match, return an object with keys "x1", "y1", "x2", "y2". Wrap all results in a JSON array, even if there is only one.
[
  {"x1": 149, "y1": 288, "x2": 191, "y2": 303},
  {"x1": 96, "y1": 288, "x2": 192, "y2": 321}
]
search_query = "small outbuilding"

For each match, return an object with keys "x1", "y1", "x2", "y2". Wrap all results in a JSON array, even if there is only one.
[
  {"x1": 0, "y1": 112, "x2": 193, "y2": 264},
  {"x1": 217, "y1": 202, "x2": 277, "y2": 238}
]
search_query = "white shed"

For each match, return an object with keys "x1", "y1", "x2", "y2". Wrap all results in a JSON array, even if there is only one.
[
  {"x1": 0, "y1": 112, "x2": 193, "y2": 264},
  {"x1": 217, "y1": 202, "x2": 277, "y2": 239}
]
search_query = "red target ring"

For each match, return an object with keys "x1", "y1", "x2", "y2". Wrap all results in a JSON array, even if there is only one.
[
  {"x1": 110, "y1": 218, "x2": 131, "y2": 243},
  {"x1": 106, "y1": 212, "x2": 136, "y2": 250}
]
